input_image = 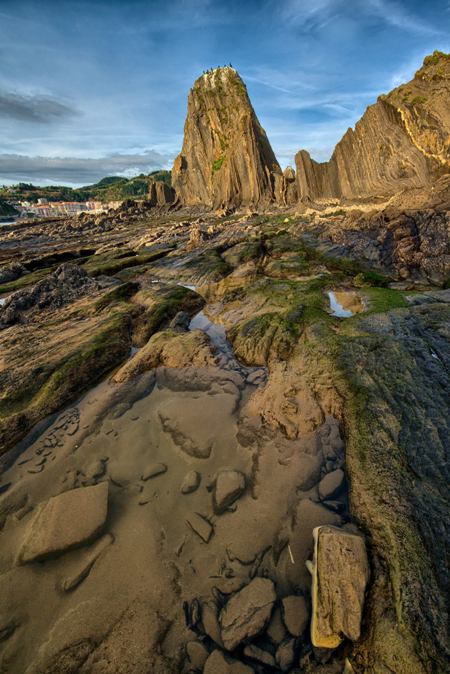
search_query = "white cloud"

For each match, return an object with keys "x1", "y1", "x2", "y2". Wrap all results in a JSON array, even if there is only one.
[{"x1": 0, "y1": 150, "x2": 170, "y2": 186}]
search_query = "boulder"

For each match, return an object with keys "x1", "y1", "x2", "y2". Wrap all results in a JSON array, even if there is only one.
[
  {"x1": 203, "y1": 650, "x2": 254, "y2": 674},
  {"x1": 19, "y1": 482, "x2": 109, "y2": 563},
  {"x1": 281, "y1": 595, "x2": 309, "y2": 637},
  {"x1": 220, "y1": 577, "x2": 276, "y2": 651},
  {"x1": 214, "y1": 470, "x2": 246, "y2": 513},
  {"x1": 318, "y1": 469, "x2": 345, "y2": 501},
  {"x1": 309, "y1": 526, "x2": 369, "y2": 648}
]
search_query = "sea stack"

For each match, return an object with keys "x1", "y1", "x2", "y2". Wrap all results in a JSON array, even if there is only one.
[
  {"x1": 295, "y1": 50, "x2": 450, "y2": 202},
  {"x1": 172, "y1": 66, "x2": 282, "y2": 210}
]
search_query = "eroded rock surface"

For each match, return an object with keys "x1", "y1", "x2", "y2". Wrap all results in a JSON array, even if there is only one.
[{"x1": 296, "y1": 51, "x2": 450, "y2": 202}]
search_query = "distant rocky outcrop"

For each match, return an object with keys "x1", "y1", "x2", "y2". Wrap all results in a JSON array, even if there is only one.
[
  {"x1": 296, "y1": 51, "x2": 450, "y2": 202},
  {"x1": 148, "y1": 180, "x2": 176, "y2": 207},
  {"x1": 172, "y1": 66, "x2": 282, "y2": 210}
]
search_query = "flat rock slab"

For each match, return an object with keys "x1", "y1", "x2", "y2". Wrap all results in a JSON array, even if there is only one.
[
  {"x1": 204, "y1": 650, "x2": 254, "y2": 674},
  {"x1": 19, "y1": 482, "x2": 109, "y2": 563},
  {"x1": 214, "y1": 470, "x2": 246, "y2": 512},
  {"x1": 310, "y1": 525, "x2": 369, "y2": 648},
  {"x1": 220, "y1": 577, "x2": 276, "y2": 651}
]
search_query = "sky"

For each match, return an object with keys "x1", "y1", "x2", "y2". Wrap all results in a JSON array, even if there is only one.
[{"x1": 0, "y1": 0, "x2": 449, "y2": 186}]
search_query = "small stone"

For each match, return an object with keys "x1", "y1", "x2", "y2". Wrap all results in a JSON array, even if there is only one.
[
  {"x1": 181, "y1": 470, "x2": 201, "y2": 495},
  {"x1": 246, "y1": 369, "x2": 266, "y2": 385},
  {"x1": 318, "y1": 469, "x2": 345, "y2": 501},
  {"x1": 214, "y1": 470, "x2": 246, "y2": 513},
  {"x1": 141, "y1": 463, "x2": 167, "y2": 481},
  {"x1": 19, "y1": 482, "x2": 109, "y2": 563},
  {"x1": 185, "y1": 640, "x2": 209, "y2": 669},
  {"x1": 220, "y1": 577, "x2": 276, "y2": 651},
  {"x1": 281, "y1": 595, "x2": 309, "y2": 637},
  {"x1": 266, "y1": 605, "x2": 288, "y2": 645},
  {"x1": 275, "y1": 638, "x2": 296, "y2": 671},
  {"x1": 203, "y1": 650, "x2": 254, "y2": 674},
  {"x1": 243, "y1": 644, "x2": 275, "y2": 667},
  {"x1": 186, "y1": 512, "x2": 214, "y2": 543}
]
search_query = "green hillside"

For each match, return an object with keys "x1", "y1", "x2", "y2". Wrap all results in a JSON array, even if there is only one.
[
  {"x1": 0, "y1": 171, "x2": 171, "y2": 204},
  {"x1": 0, "y1": 199, "x2": 19, "y2": 217}
]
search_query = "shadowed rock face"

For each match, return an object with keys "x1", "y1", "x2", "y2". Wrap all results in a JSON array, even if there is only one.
[
  {"x1": 296, "y1": 51, "x2": 450, "y2": 202},
  {"x1": 172, "y1": 66, "x2": 282, "y2": 209},
  {"x1": 147, "y1": 180, "x2": 176, "y2": 207}
]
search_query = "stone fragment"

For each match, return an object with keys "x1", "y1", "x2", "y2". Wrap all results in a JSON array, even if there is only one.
[
  {"x1": 275, "y1": 638, "x2": 296, "y2": 671},
  {"x1": 220, "y1": 577, "x2": 276, "y2": 651},
  {"x1": 203, "y1": 650, "x2": 254, "y2": 674},
  {"x1": 243, "y1": 643, "x2": 276, "y2": 667},
  {"x1": 281, "y1": 595, "x2": 309, "y2": 637},
  {"x1": 185, "y1": 640, "x2": 209, "y2": 669},
  {"x1": 141, "y1": 463, "x2": 167, "y2": 481},
  {"x1": 309, "y1": 526, "x2": 369, "y2": 648},
  {"x1": 186, "y1": 512, "x2": 214, "y2": 543},
  {"x1": 266, "y1": 605, "x2": 288, "y2": 645},
  {"x1": 214, "y1": 470, "x2": 246, "y2": 513},
  {"x1": 19, "y1": 482, "x2": 109, "y2": 563},
  {"x1": 201, "y1": 601, "x2": 223, "y2": 647},
  {"x1": 318, "y1": 469, "x2": 345, "y2": 501},
  {"x1": 181, "y1": 470, "x2": 201, "y2": 495},
  {"x1": 60, "y1": 533, "x2": 114, "y2": 592}
]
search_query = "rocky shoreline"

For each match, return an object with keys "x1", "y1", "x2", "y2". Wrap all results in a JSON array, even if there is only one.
[{"x1": 0, "y1": 203, "x2": 448, "y2": 673}]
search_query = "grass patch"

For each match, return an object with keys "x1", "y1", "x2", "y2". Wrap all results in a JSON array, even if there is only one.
[
  {"x1": 94, "y1": 281, "x2": 139, "y2": 311},
  {"x1": 82, "y1": 247, "x2": 174, "y2": 277},
  {"x1": 212, "y1": 155, "x2": 225, "y2": 173},
  {"x1": 362, "y1": 287, "x2": 408, "y2": 313}
]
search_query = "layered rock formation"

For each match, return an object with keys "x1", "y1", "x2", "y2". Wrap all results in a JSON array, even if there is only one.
[
  {"x1": 147, "y1": 179, "x2": 176, "y2": 207},
  {"x1": 172, "y1": 66, "x2": 282, "y2": 209},
  {"x1": 296, "y1": 51, "x2": 450, "y2": 202}
]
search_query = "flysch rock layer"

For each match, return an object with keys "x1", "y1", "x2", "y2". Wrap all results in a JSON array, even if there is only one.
[
  {"x1": 295, "y1": 51, "x2": 450, "y2": 202},
  {"x1": 172, "y1": 66, "x2": 283, "y2": 210}
]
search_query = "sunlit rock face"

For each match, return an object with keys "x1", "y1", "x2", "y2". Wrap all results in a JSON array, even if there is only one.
[
  {"x1": 296, "y1": 51, "x2": 450, "y2": 202},
  {"x1": 172, "y1": 66, "x2": 282, "y2": 210}
]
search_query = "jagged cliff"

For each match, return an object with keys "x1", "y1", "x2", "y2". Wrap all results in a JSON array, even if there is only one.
[
  {"x1": 172, "y1": 66, "x2": 282, "y2": 209},
  {"x1": 296, "y1": 51, "x2": 450, "y2": 202}
]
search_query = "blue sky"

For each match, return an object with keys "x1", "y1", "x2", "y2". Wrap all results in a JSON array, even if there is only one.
[{"x1": 0, "y1": 0, "x2": 449, "y2": 185}]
